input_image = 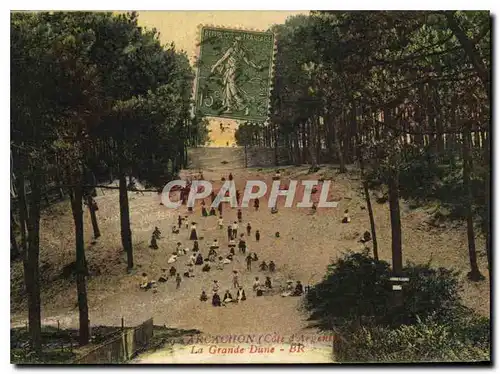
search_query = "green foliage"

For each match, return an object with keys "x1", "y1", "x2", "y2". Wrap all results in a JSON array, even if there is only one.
[
  {"x1": 306, "y1": 251, "x2": 490, "y2": 362},
  {"x1": 336, "y1": 315, "x2": 490, "y2": 363},
  {"x1": 305, "y1": 252, "x2": 464, "y2": 329},
  {"x1": 11, "y1": 11, "x2": 208, "y2": 189}
]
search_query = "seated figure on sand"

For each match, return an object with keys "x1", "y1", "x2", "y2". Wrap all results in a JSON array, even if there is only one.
[
  {"x1": 169, "y1": 266, "x2": 177, "y2": 277},
  {"x1": 259, "y1": 261, "x2": 268, "y2": 271},
  {"x1": 223, "y1": 290, "x2": 233, "y2": 304},
  {"x1": 167, "y1": 253, "x2": 177, "y2": 264},
  {"x1": 281, "y1": 280, "x2": 294, "y2": 297},
  {"x1": 140, "y1": 273, "x2": 150, "y2": 290},
  {"x1": 342, "y1": 209, "x2": 351, "y2": 224},
  {"x1": 172, "y1": 225, "x2": 179, "y2": 234},
  {"x1": 292, "y1": 281, "x2": 304, "y2": 296},
  {"x1": 158, "y1": 269, "x2": 168, "y2": 283},
  {"x1": 268, "y1": 261, "x2": 276, "y2": 272},
  {"x1": 223, "y1": 254, "x2": 233, "y2": 265},
  {"x1": 272, "y1": 170, "x2": 281, "y2": 181},
  {"x1": 212, "y1": 292, "x2": 221, "y2": 307},
  {"x1": 176, "y1": 242, "x2": 186, "y2": 256},
  {"x1": 195, "y1": 253, "x2": 204, "y2": 266},
  {"x1": 200, "y1": 290, "x2": 208, "y2": 302},
  {"x1": 202, "y1": 263, "x2": 211, "y2": 272},
  {"x1": 208, "y1": 247, "x2": 217, "y2": 257},
  {"x1": 265, "y1": 276, "x2": 272, "y2": 289},
  {"x1": 253, "y1": 277, "x2": 261, "y2": 291},
  {"x1": 189, "y1": 253, "x2": 197, "y2": 266},
  {"x1": 216, "y1": 256, "x2": 224, "y2": 270},
  {"x1": 236, "y1": 286, "x2": 247, "y2": 302}
]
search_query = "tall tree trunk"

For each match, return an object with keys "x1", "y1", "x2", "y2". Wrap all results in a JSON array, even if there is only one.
[
  {"x1": 11, "y1": 211, "x2": 20, "y2": 260},
  {"x1": 332, "y1": 117, "x2": 346, "y2": 173},
  {"x1": 308, "y1": 119, "x2": 318, "y2": 169},
  {"x1": 118, "y1": 139, "x2": 133, "y2": 270},
  {"x1": 244, "y1": 144, "x2": 248, "y2": 168},
  {"x1": 16, "y1": 168, "x2": 28, "y2": 253},
  {"x1": 388, "y1": 171, "x2": 403, "y2": 275},
  {"x1": 483, "y1": 130, "x2": 491, "y2": 274},
  {"x1": 70, "y1": 181, "x2": 90, "y2": 345},
  {"x1": 462, "y1": 124, "x2": 484, "y2": 281},
  {"x1": 293, "y1": 131, "x2": 300, "y2": 165},
  {"x1": 359, "y1": 148, "x2": 378, "y2": 260},
  {"x1": 273, "y1": 125, "x2": 279, "y2": 166},
  {"x1": 86, "y1": 195, "x2": 101, "y2": 239},
  {"x1": 25, "y1": 170, "x2": 42, "y2": 354}
]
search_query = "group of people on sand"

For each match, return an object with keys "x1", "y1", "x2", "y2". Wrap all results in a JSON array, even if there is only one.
[
  {"x1": 199, "y1": 277, "x2": 248, "y2": 307},
  {"x1": 141, "y1": 170, "x2": 309, "y2": 305}
]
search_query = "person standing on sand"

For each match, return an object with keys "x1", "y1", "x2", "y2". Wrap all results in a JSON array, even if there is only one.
[
  {"x1": 246, "y1": 222, "x2": 251, "y2": 236},
  {"x1": 227, "y1": 224, "x2": 233, "y2": 241},
  {"x1": 176, "y1": 273, "x2": 182, "y2": 289},
  {"x1": 254, "y1": 198, "x2": 260, "y2": 211},
  {"x1": 189, "y1": 222, "x2": 198, "y2": 240},
  {"x1": 246, "y1": 254, "x2": 253, "y2": 271},
  {"x1": 232, "y1": 221, "x2": 239, "y2": 239},
  {"x1": 255, "y1": 230, "x2": 260, "y2": 242},
  {"x1": 232, "y1": 271, "x2": 240, "y2": 289}
]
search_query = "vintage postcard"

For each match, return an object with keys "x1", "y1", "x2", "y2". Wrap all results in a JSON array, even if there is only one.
[{"x1": 10, "y1": 10, "x2": 491, "y2": 365}]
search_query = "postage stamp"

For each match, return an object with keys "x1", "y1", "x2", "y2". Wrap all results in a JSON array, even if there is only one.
[{"x1": 194, "y1": 26, "x2": 275, "y2": 122}]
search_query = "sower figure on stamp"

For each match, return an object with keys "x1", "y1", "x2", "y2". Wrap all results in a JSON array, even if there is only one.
[{"x1": 209, "y1": 36, "x2": 264, "y2": 114}]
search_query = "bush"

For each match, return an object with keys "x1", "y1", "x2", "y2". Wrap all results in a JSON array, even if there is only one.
[
  {"x1": 306, "y1": 252, "x2": 491, "y2": 363},
  {"x1": 305, "y1": 252, "x2": 464, "y2": 329},
  {"x1": 335, "y1": 315, "x2": 490, "y2": 363}
]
